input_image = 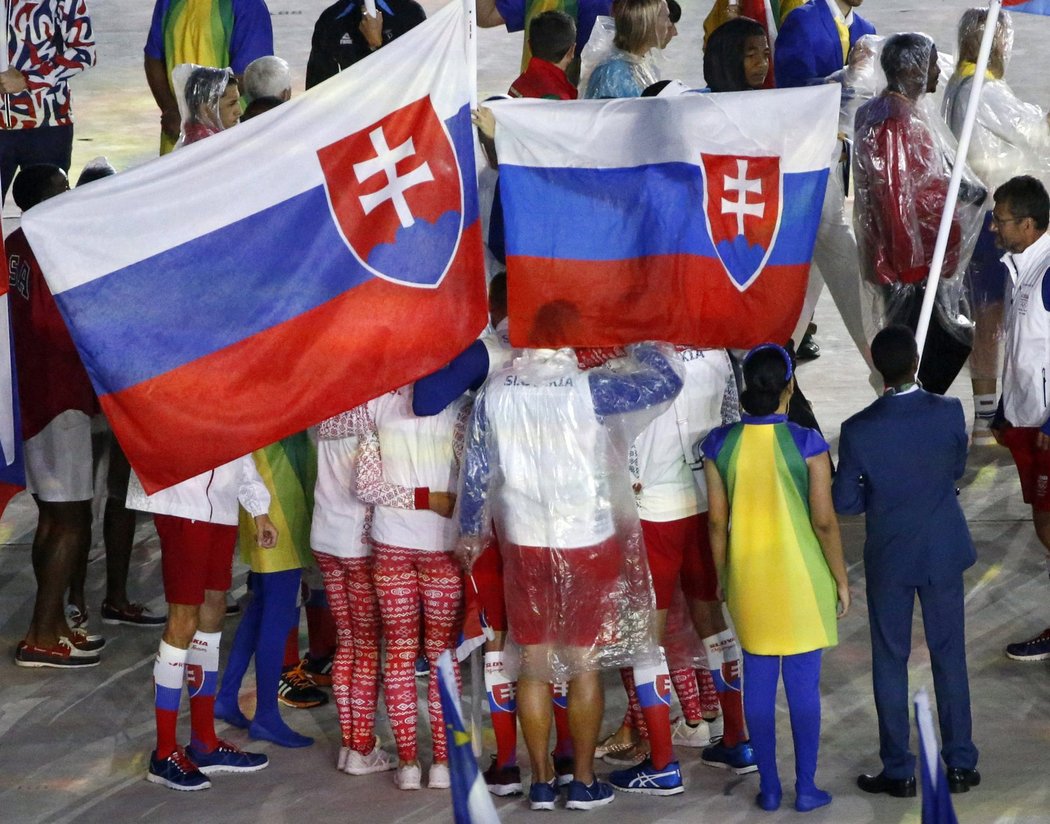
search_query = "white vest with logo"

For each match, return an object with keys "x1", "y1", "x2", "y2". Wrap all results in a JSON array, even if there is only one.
[
  {"x1": 1003, "y1": 233, "x2": 1050, "y2": 428},
  {"x1": 486, "y1": 350, "x2": 614, "y2": 549},
  {"x1": 633, "y1": 348, "x2": 734, "y2": 521}
]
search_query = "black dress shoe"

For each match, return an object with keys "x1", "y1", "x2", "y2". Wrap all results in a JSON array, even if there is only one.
[
  {"x1": 947, "y1": 767, "x2": 981, "y2": 794},
  {"x1": 856, "y1": 772, "x2": 917, "y2": 797}
]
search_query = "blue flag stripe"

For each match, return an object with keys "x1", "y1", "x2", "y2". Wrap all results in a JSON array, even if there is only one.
[
  {"x1": 499, "y1": 164, "x2": 827, "y2": 265},
  {"x1": 55, "y1": 186, "x2": 372, "y2": 395}
]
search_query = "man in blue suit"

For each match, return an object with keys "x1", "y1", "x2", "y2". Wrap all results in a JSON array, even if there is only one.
[
  {"x1": 774, "y1": 0, "x2": 876, "y2": 88},
  {"x1": 833, "y1": 325, "x2": 980, "y2": 797}
]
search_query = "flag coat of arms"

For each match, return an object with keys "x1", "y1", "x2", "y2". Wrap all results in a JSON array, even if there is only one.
[
  {"x1": 20, "y1": 1, "x2": 487, "y2": 493},
  {"x1": 490, "y1": 85, "x2": 839, "y2": 349}
]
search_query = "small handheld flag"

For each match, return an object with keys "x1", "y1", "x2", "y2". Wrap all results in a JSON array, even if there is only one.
[
  {"x1": 915, "y1": 689, "x2": 960, "y2": 824},
  {"x1": 437, "y1": 650, "x2": 501, "y2": 824}
]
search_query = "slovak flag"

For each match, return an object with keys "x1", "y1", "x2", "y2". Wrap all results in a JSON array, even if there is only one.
[
  {"x1": 0, "y1": 225, "x2": 26, "y2": 517},
  {"x1": 1002, "y1": 0, "x2": 1050, "y2": 14},
  {"x1": 490, "y1": 85, "x2": 838, "y2": 349},
  {"x1": 20, "y1": 1, "x2": 487, "y2": 493}
]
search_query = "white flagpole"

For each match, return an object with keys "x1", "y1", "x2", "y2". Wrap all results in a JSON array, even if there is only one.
[
  {"x1": 915, "y1": 0, "x2": 1001, "y2": 362},
  {"x1": 0, "y1": 0, "x2": 9, "y2": 72},
  {"x1": 465, "y1": 0, "x2": 478, "y2": 111},
  {"x1": 363, "y1": 0, "x2": 377, "y2": 18},
  {"x1": 1, "y1": 1, "x2": 10, "y2": 126}
]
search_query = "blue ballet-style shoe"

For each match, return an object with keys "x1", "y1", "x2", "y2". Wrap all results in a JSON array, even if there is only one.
[
  {"x1": 249, "y1": 717, "x2": 314, "y2": 748},
  {"x1": 795, "y1": 787, "x2": 832, "y2": 812},
  {"x1": 755, "y1": 789, "x2": 782, "y2": 811},
  {"x1": 214, "y1": 695, "x2": 250, "y2": 729}
]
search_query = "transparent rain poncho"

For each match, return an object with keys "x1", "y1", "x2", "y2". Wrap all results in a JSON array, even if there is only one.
[
  {"x1": 827, "y1": 34, "x2": 884, "y2": 144},
  {"x1": 172, "y1": 63, "x2": 236, "y2": 149},
  {"x1": 457, "y1": 343, "x2": 684, "y2": 682},
  {"x1": 943, "y1": 9, "x2": 1050, "y2": 195},
  {"x1": 580, "y1": 15, "x2": 661, "y2": 100},
  {"x1": 941, "y1": 9, "x2": 1050, "y2": 369},
  {"x1": 852, "y1": 32, "x2": 986, "y2": 376}
]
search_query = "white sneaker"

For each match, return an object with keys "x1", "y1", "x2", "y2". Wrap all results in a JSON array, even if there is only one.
[
  {"x1": 394, "y1": 763, "x2": 422, "y2": 790},
  {"x1": 708, "y1": 715, "x2": 724, "y2": 743},
  {"x1": 337, "y1": 746, "x2": 350, "y2": 772},
  {"x1": 428, "y1": 762, "x2": 451, "y2": 789},
  {"x1": 671, "y1": 717, "x2": 713, "y2": 748},
  {"x1": 345, "y1": 747, "x2": 396, "y2": 775}
]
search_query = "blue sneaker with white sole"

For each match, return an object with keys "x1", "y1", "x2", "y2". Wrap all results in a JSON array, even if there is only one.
[
  {"x1": 609, "y1": 758, "x2": 684, "y2": 795},
  {"x1": 529, "y1": 779, "x2": 558, "y2": 811},
  {"x1": 701, "y1": 740, "x2": 758, "y2": 774},
  {"x1": 565, "y1": 779, "x2": 615, "y2": 810},
  {"x1": 185, "y1": 739, "x2": 268, "y2": 775},
  {"x1": 146, "y1": 748, "x2": 211, "y2": 791}
]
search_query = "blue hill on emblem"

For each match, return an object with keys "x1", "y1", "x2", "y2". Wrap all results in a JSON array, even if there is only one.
[
  {"x1": 715, "y1": 235, "x2": 768, "y2": 287},
  {"x1": 367, "y1": 210, "x2": 461, "y2": 286}
]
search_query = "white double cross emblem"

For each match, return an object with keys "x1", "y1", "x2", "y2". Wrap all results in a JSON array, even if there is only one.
[
  {"x1": 353, "y1": 126, "x2": 434, "y2": 228},
  {"x1": 721, "y1": 159, "x2": 764, "y2": 237}
]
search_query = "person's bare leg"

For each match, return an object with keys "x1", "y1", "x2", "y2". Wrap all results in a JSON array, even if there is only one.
[
  {"x1": 568, "y1": 669, "x2": 603, "y2": 785},
  {"x1": 103, "y1": 500, "x2": 137, "y2": 607},
  {"x1": 688, "y1": 598, "x2": 727, "y2": 721},
  {"x1": 26, "y1": 498, "x2": 91, "y2": 647},
  {"x1": 518, "y1": 673, "x2": 555, "y2": 784},
  {"x1": 164, "y1": 602, "x2": 202, "y2": 649},
  {"x1": 103, "y1": 442, "x2": 138, "y2": 609}
]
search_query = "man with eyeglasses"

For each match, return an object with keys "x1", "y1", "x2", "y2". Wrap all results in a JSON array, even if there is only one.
[{"x1": 989, "y1": 175, "x2": 1050, "y2": 663}]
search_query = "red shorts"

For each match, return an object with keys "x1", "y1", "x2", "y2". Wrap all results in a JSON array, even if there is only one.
[
  {"x1": 155, "y1": 514, "x2": 238, "y2": 605},
  {"x1": 641, "y1": 513, "x2": 717, "y2": 607},
  {"x1": 1002, "y1": 426, "x2": 1050, "y2": 512},
  {"x1": 503, "y1": 538, "x2": 621, "y2": 648},
  {"x1": 468, "y1": 539, "x2": 507, "y2": 632}
]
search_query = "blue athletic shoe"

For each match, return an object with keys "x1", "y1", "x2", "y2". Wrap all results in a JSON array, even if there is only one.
[
  {"x1": 185, "y1": 739, "x2": 269, "y2": 775},
  {"x1": 146, "y1": 748, "x2": 211, "y2": 791},
  {"x1": 609, "y1": 758, "x2": 684, "y2": 796},
  {"x1": 528, "y1": 779, "x2": 558, "y2": 811},
  {"x1": 1005, "y1": 627, "x2": 1050, "y2": 661},
  {"x1": 701, "y1": 740, "x2": 758, "y2": 774},
  {"x1": 565, "y1": 779, "x2": 615, "y2": 810}
]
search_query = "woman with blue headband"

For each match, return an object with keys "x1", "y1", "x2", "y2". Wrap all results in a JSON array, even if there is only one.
[{"x1": 700, "y1": 343, "x2": 850, "y2": 814}]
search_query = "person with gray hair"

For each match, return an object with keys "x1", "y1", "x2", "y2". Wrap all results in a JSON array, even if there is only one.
[{"x1": 243, "y1": 55, "x2": 291, "y2": 103}]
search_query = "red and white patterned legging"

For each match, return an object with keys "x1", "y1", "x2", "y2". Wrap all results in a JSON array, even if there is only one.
[
  {"x1": 373, "y1": 543, "x2": 463, "y2": 763},
  {"x1": 313, "y1": 551, "x2": 381, "y2": 753}
]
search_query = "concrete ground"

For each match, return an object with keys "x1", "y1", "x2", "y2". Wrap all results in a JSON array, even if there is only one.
[{"x1": 2, "y1": 1, "x2": 1050, "y2": 823}]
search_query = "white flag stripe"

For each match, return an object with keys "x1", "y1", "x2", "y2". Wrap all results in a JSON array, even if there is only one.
[
  {"x1": 490, "y1": 85, "x2": 839, "y2": 174},
  {"x1": 915, "y1": 688, "x2": 941, "y2": 790},
  {"x1": 22, "y1": 1, "x2": 469, "y2": 296}
]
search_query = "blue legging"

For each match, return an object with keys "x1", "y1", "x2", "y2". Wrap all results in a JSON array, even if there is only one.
[
  {"x1": 742, "y1": 649, "x2": 823, "y2": 797},
  {"x1": 217, "y1": 568, "x2": 301, "y2": 727}
]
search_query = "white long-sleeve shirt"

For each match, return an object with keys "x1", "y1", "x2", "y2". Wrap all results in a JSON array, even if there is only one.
[{"x1": 127, "y1": 454, "x2": 270, "y2": 525}]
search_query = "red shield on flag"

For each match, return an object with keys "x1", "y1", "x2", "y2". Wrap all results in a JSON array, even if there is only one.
[
  {"x1": 317, "y1": 95, "x2": 464, "y2": 289},
  {"x1": 700, "y1": 153, "x2": 782, "y2": 292}
]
